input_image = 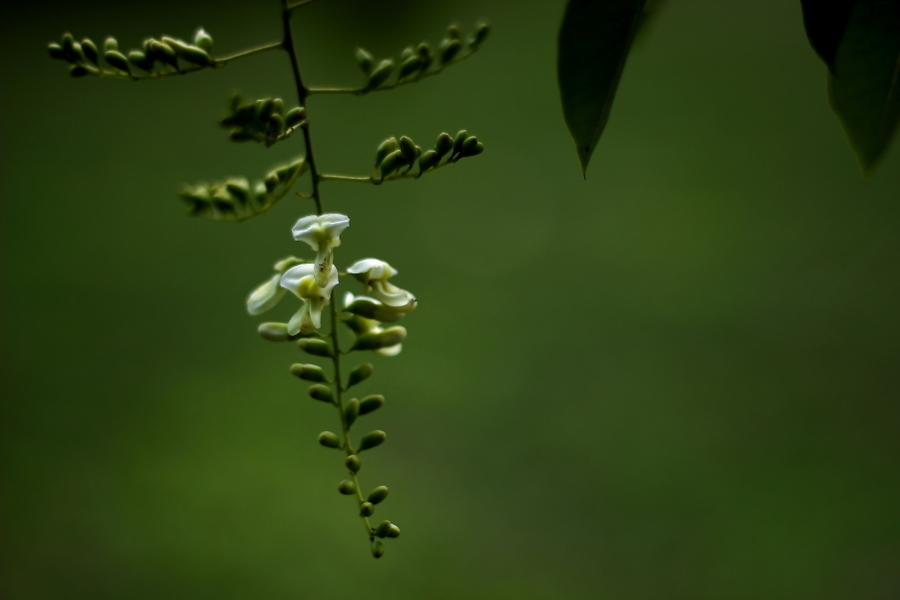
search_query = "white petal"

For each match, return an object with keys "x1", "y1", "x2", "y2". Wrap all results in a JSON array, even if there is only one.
[
  {"x1": 280, "y1": 264, "x2": 316, "y2": 297},
  {"x1": 347, "y1": 258, "x2": 397, "y2": 282},
  {"x1": 376, "y1": 343, "x2": 402, "y2": 357},
  {"x1": 308, "y1": 297, "x2": 327, "y2": 330},
  {"x1": 374, "y1": 280, "x2": 415, "y2": 307},
  {"x1": 343, "y1": 291, "x2": 356, "y2": 307},
  {"x1": 247, "y1": 273, "x2": 287, "y2": 315},
  {"x1": 291, "y1": 213, "x2": 350, "y2": 250},
  {"x1": 287, "y1": 305, "x2": 309, "y2": 336},
  {"x1": 319, "y1": 265, "x2": 340, "y2": 299}
]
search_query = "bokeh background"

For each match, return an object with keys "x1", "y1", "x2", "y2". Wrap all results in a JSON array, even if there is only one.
[{"x1": 2, "y1": 0, "x2": 899, "y2": 598}]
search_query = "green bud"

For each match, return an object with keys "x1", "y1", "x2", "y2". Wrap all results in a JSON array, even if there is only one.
[
  {"x1": 264, "y1": 172, "x2": 279, "y2": 193},
  {"x1": 471, "y1": 21, "x2": 490, "y2": 47},
  {"x1": 258, "y1": 98, "x2": 276, "y2": 123},
  {"x1": 371, "y1": 540, "x2": 385, "y2": 558},
  {"x1": 70, "y1": 42, "x2": 88, "y2": 64},
  {"x1": 268, "y1": 113, "x2": 285, "y2": 137},
  {"x1": 400, "y1": 46, "x2": 415, "y2": 62},
  {"x1": 298, "y1": 338, "x2": 334, "y2": 357},
  {"x1": 417, "y1": 42, "x2": 433, "y2": 71},
  {"x1": 447, "y1": 23, "x2": 462, "y2": 40},
  {"x1": 224, "y1": 178, "x2": 251, "y2": 204},
  {"x1": 464, "y1": 141, "x2": 484, "y2": 157},
  {"x1": 211, "y1": 188, "x2": 235, "y2": 214},
  {"x1": 338, "y1": 480, "x2": 356, "y2": 495},
  {"x1": 104, "y1": 50, "x2": 130, "y2": 72},
  {"x1": 374, "y1": 137, "x2": 398, "y2": 168},
  {"x1": 318, "y1": 431, "x2": 341, "y2": 448},
  {"x1": 69, "y1": 64, "x2": 90, "y2": 78},
  {"x1": 358, "y1": 394, "x2": 384, "y2": 415},
  {"x1": 103, "y1": 37, "x2": 119, "y2": 53},
  {"x1": 258, "y1": 322, "x2": 290, "y2": 342},
  {"x1": 379, "y1": 149, "x2": 406, "y2": 178},
  {"x1": 141, "y1": 37, "x2": 155, "y2": 55},
  {"x1": 127, "y1": 50, "x2": 152, "y2": 72},
  {"x1": 366, "y1": 59, "x2": 394, "y2": 90},
  {"x1": 308, "y1": 384, "x2": 334, "y2": 403},
  {"x1": 352, "y1": 326, "x2": 407, "y2": 351},
  {"x1": 418, "y1": 150, "x2": 439, "y2": 172},
  {"x1": 61, "y1": 33, "x2": 76, "y2": 60},
  {"x1": 344, "y1": 398, "x2": 360, "y2": 428},
  {"x1": 284, "y1": 107, "x2": 306, "y2": 129},
  {"x1": 439, "y1": 39, "x2": 462, "y2": 65},
  {"x1": 348, "y1": 363, "x2": 374, "y2": 388},
  {"x1": 272, "y1": 98, "x2": 285, "y2": 114},
  {"x1": 367, "y1": 485, "x2": 389, "y2": 504},
  {"x1": 374, "y1": 520, "x2": 392, "y2": 538},
  {"x1": 387, "y1": 524, "x2": 401, "y2": 538},
  {"x1": 164, "y1": 37, "x2": 213, "y2": 67},
  {"x1": 452, "y1": 129, "x2": 468, "y2": 155},
  {"x1": 398, "y1": 56, "x2": 421, "y2": 80},
  {"x1": 290, "y1": 363, "x2": 327, "y2": 382},
  {"x1": 81, "y1": 39, "x2": 99, "y2": 64},
  {"x1": 434, "y1": 132, "x2": 454, "y2": 158},
  {"x1": 359, "y1": 430, "x2": 387, "y2": 451},
  {"x1": 399, "y1": 136, "x2": 418, "y2": 163},
  {"x1": 48, "y1": 43, "x2": 66, "y2": 60},
  {"x1": 345, "y1": 454, "x2": 361, "y2": 473},
  {"x1": 150, "y1": 41, "x2": 178, "y2": 68},
  {"x1": 461, "y1": 135, "x2": 479, "y2": 155},
  {"x1": 360, "y1": 501, "x2": 375, "y2": 516},
  {"x1": 194, "y1": 27, "x2": 214, "y2": 52},
  {"x1": 355, "y1": 47, "x2": 374, "y2": 74}
]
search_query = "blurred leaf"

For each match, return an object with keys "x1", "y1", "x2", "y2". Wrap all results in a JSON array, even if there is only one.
[
  {"x1": 800, "y1": 0, "x2": 856, "y2": 73},
  {"x1": 826, "y1": 0, "x2": 900, "y2": 176},
  {"x1": 557, "y1": 0, "x2": 646, "y2": 177}
]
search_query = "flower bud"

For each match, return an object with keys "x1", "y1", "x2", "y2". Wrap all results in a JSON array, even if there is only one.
[
  {"x1": 379, "y1": 150, "x2": 406, "y2": 178},
  {"x1": 194, "y1": 27, "x2": 214, "y2": 52},
  {"x1": 104, "y1": 50, "x2": 130, "y2": 72},
  {"x1": 258, "y1": 322, "x2": 290, "y2": 341},
  {"x1": 48, "y1": 43, "x2": 66, "y2": 60},
  {"x1": 418, "y1": 150, "x2": 439, "y2": 172},
  {"x1": 371, "y1": 540, "x2": 385, "y2": 558},
  {"x1": 338, "y1": 480, "x2": 356, "y2": 495},
  {"x1": 399, "y1": 136, "x2": 418, "y2": 163},
  {"x1": 453, "y1": 130, "x2": 468, "y2": 155},
  {"x1": 318, "y1": 431, "x2": 341, "y2": 448},
  {"x1": 360, "y1": 501, "x2": 375, "y2": 516},
  {"x1": 103, "y1": 37, "x2": 119, "y2": 53},
  {"x1": 460, "y1": 136, "x2": 479, "y2": 156},
  {"x1": 358, "y1": 394, "x2": 384, "y2": 415},
  {"x1": 225, "y1": 178, "x2": 251, "y2": 204},
  {"x1": 434, "y1": 132, "x2": 454, "y2": 158},
  {"x1": 164, "y1": 37, "x2": 213, "y2": 66},
  {"x1": 268, "y1": 113, "x2": 285, "y2": 136},
  {"x1": 471, "y1": 21, "x2": 490, "y2": 47},
  {"x1": 352, "y1": 327, "x2": 407, "y2": 351},
  {"x1": 290, "y1": 363, "x2": 327, "y2": 382},
  {"x1": 69, "y1": 65, "x2": 89, "y2": 78},
  {"x1": 387, "y1": 524, "x2": 401, "y2": 538},
  {"x1": 374, "y1": 520, "x2": 392, "y2": 538},
  {"x1": 366, "y1": 59, "x2": 393, "y2": 89},
  {"x1": 298, "y1": 338, "x2": 334, "y2": 357},
  {"x1": 348, "y1": 363, "x2": 374, "y2": 388},
  {"x1": 264, "y1": 172, "x2": 279, "y2": 193},
  {"x1": 81, "y1": 39, "x2": 99, "y2": 64},
  {"x1": 284, "y1": 107, "x2": 306, "y2": 129},
  {"x1": 151, "y1": 41, "x2": 178, "y2": 68},
  {"x1": 374, "y1": 137, "x2": 398, "y2": 168},
  {"x1": 308, "y1": 384, "x2": 334, "y2": 403},
  {"x1": 344, "y1": 398, "x2": 360, "y2": 428},
  {"x1": 127, "y1": 50, "x2": 152, "y2": 72},
  {"x1": 398, "y1": 56, "x2": 421, "y2": 80},
  {"x1": 345, "y1": 454, "x2": 361, "y2": 473},
  {"x1": 439, "y1": 38, "x2": 461, "y2": 64},
  {"x1": 417, "y1": 42, "x2": 433, "y2": 71},
  {"x1": 447, "y1": 23, "x2": 462, "y2": 40},
  {"x1": 367, "y1": 485, "x2": 389, "y2": 504},
  {"x1": 61, "y1": 33, "x2": 76, "y2": 60},
  {"x1": 359, "y1": 430, "x2": 386, "y2": 451},
  {"x1": 355, "y1": 47, "x2": 374, "y2": 74}
]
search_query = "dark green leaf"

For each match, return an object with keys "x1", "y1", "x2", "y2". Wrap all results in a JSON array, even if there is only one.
[
  {"x1": 800, "y1": 0, "x2": 856, "y2": 73},
  {"x1": 827, "y1": 0, "x2": 900, "y2": 176},
  {"x1": 557, "y1": 0, "x2": 646, "y2": 177}
]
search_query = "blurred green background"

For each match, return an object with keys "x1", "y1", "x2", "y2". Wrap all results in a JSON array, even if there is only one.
[{"x1": 2, "y1": 0, "x2": 899, "y2": 598}]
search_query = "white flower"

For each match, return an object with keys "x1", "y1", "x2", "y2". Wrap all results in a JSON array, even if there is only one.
[
  {"x1": 346, "y1": 258, "x2": 416, "y2": 310},
  {"x1": 246, "y1": 273, "x2": 287, "y2": 315},
  {"x1": 280, "y1": 263, "x2": 340, "y2": 335},
  {"x1": 292, "y1": 213, "x2": 350, "y2": 288},
  {"x1": 343, "y1": 292, "x2": 403, "y2": 356}
]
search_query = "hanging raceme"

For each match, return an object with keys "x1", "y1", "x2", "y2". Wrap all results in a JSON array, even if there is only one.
[{"x1": 47, "y1": 0, "x2": 489, "y2": 559}]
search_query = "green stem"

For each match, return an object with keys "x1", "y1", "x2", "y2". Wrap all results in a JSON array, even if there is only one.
[
  {"x1": 218, "y1": 40, "x2": 284, "y2": 63},
  {"x1": 319, "y1": 158, "x2": 458, "y2": 184}
]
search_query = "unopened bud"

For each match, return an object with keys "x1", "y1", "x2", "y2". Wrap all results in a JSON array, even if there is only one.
[
  {"x1": 366, "y1": 59, "x2": 393, "y2": 90},
  {"x1": 399, "y1": 136, "x2": 418, "y2": 163},
  {"x1": 297, "y1": 338, "x2": 334, "y2": 357},
  {"x1": 434, "y1": 132, "x2": 454, "y2": 158},
  {"x1": 453, "y1": 130, "x2": 468, "y2": 155},
  {"x1": 379, "y1": 150, "x2": 406, "y2": 178},
  {"x1": 344, "y1": 398, "x2": 360, "y2": 428},
  {"x1": 338, "y1": 480, "x2": 356, "y2": 495},
  {"x1": 387, "y1": 524, "x2": 401, "y2": 538},
  {"x1": 268, "y1": 113, "x2": 285, "y2": 136},
  {"x1": 103, "y1": 37, "x2": 119, "y2": 53},
  {"x1": 308, "y1": 384, "x2": 334, "y2": 403},
  {"x1": 358, "y1": 394, "x2": 384, "y2": 415},
  {"x1": 471, "y1": 21, "x2": 490, "y2": 47},
  {"x1": 81, "y1": 39, "x2": 99, "y2": 64},
  {"x1": 48, "y1": 43, "x2": 66, "y2": 60},
  {"x1": 318, "y1": 431, "x2": 341, "y2": 448},
  {"x1": 345, "y1": 454, "x2": 361, "y2": 473},
  {"x1": 264, "y1": 172, "x2": 279, "y2": 193},
  {"x1": 398, "y1": 56, "x2": 421, "y2": 80},
  {"x1": 355, "y1": 47, "x2": 374, "y2": 74},
  {"x1": 447, "y1": 23, "x2": 462, "y2": 40},
  {"x1": 374, "y1": 137, "x2": 398, "y2": 168},
  {"x1": 284, "y1": 107, "x2": 306, "y2": 129},
  {"x1": 374, "y1": 520, "x2": 392, "y2": 538},
  {"x1": 359, "y1": 430, "x2": 386, "y2": 451},
  {"x1": 258, "y1": 322, "x2": 290, "y2": 341},
  {"x1": 348, "y1": 363, "x2": 374, "y2": 387},
  {"x1": 127, "y1": 50, "x2": 152, "y2": 72},
  {"x1": 104, "y1": 50, "x2": 129, "y2": 72},
  {"x1": 371, "y1": 539, "x2": 385, "y2": 558},
  {"x1": 69, "y1": 65, "x2": 89, "y2": 78},
  {"x1": 352, "y1": 326, "x2": 407, "y2": 351},
  {"x1": 224, "y1": 178, "x2": 251, "y2": 204},
  {"x1": 367, "y1": 485, "x2": 389, "y2": 504},
  {"x1": 290, "y1": 363, "x2": 327, "y2": 382},
  {"x1": 360, "y1": 501, "x2": 375, "y2": 516},
  {"x1": 418, "y1": 150, "x2": 439, "y2": 172},
  {"x1": 439, "y1": 38, "x2": 461, "y2": 64},
  {"x1": 461, "y1": 135, "x2": 479, "y2": 155},
  {"x1": 417, "y1": 42, "x2": 433, "y2": 71},
  {"x1": 194, "y1": 27, "x2": 214, "y2": 52}
]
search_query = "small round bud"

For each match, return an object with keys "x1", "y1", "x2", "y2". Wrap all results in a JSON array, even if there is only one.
[
  {"x1": 398, "y1": 56, "x2": 421, "y2": 80},
  {"x1": 308, "y1": 384, "x2": 334, "y2": 403},
  {"x1": 318, "y1": 431, "x2": 341, "y2": 448},
  {"x1": 367, "y1": 485, "x2": 389, "y2": 504},
  {"x1": 379, "y1": 150, "x2": 406, "y2": 178},
  {"x1": 355, "y1": 47, "x2": 374, "y2": 74},
  {"x1": 358, "y1": 394, "x2": 384, "y2": 415},
  {"x1": 194, "y1": 27, "x2": 214, "y2": 52},
  {"x1": 104, "y1": 50, "x2": 130, "y2": 72},
  {"x1": 360, "y1": 501, "x2": 375, "y2": 516},
  {"x1": 268, "y1": 113, "x2": 285, "y2": 136},
  {"x1": 387, "y1": 524, "x2": 401, "y2": 538},
  {"x1": 298, "y1": 338, "x2": 334, "y2": 357},
  {"x1": 290, "y1": 363, "x2": 327, "y2": 382},
  {"x1": 418, "y1": 150, "x2": 439, "y2": 172},
  {"x1": 452, "y1": 130, "x2": 468, "y2": 155},
  {"x1": 447, "y1": 24, "x2": 462, "y2": 40},
  {"x1": 103, "y1": 37, "x2": 119, "y2": 53},
  {"x1": 359, "y1": 430, "x2": 387, "y2": 451},
  {"x1": 416, "y1": 42, "x2": 433, "y2": 71},
  {"x1": 338, "y1": 480, "x2": 356, "y2": 495},
  {"x1": 127, "y1": 50, "x2": 152, "y2": 72},
  {"x1": 344, "y1": 398, "x2": 360, "y2": 428},
  {"x1": 471, "y1": 21, "x2": 490, "y2": 47},
  {"x1": 366, "y1": 59, "x2": 394, "y2": 89},
  {"x1": 371, "y1": 540, "x2": 385, "y2": 558},
  {"x1": 264, "y1": 172, "x2": 279, "y2": 193},
  {"x1": 374, "y1": 520, "x2": 392, "y2": 538},
  {"x1": 61, "y1": 33, "x2": 76, "y2": 59},
  {"x1": 345, "y1": 454, "x2": 361, "y2": 473},
  {"x1": 69, "y1": 65, "x2": 90, "y2": 78},
  {"x1": 434, "y1": 132, "x2": 454, "y2": 158},
  {"x1": 399, "y1": 136, "x2": 418, "y2": 163},
  {"x1": 284, "y1": 107, "x2": 306, "y2": 129},
  {"x1": 81, "y1": 39, "x2": 99, "y2": 64},
  {"x1": 461, "y1": 136, "x2": 479, "y2": 155},
  {"x1": 258, "y1": 322, "x2": 290, "y2": 342},
  {"x1": 439, "y1": 39, "x2": 461, "y2": 64},
  {"x1": 48, "y1": 43, "x2": 66, "y2": 60},
  {"x1": 150, "y1": 41, "x2": 178, "y2": 68},
  {"x1": 374, "y1": 137, "x2": 399, "y2": 168},
  {"x1": 347, "y1": 362, "x2": 374, "y2": 388}
]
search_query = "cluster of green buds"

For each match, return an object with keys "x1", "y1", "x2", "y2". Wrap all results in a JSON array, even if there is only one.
[
  {"x1": 180, "y1": 156, "x2": 308, "y2": 221},
  {"x1": 351, "y1": 21, "x2": 489, "y2": 93},
  {"x1": 374, "y1": 130, "x2": 484, "y2": 180},
  {"x1": 220, "y1": 94, "x2": 308, "y2": 147},
  {"x1": 48, "y1": 29, "x2": 216, "y2": 79}
]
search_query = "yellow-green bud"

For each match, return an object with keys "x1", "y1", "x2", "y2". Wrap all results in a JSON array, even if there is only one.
[
  {"x1": 352, "y1": 326, "x2": 407, "y2": 351},
  {"x1": 103, "y1": 37, "x2": 118, "y2": 53},
  {"x1": 400, "y1": 46, "x2": 415, "y2": 62},
  {"x1": 374, "y1": 137, "x2": 398, "y2": 168},
  {"x1": 399, "y1": 136, "x2": 418, "y2": 163},
  {"x1": 379, "y1": 149, "x2": 406, "y2": 178},
  {"x1": 367, "y1": 485, "x2": 389, "y2": 504},
  {"x1": 366, "y1": 59, "x2": 393, "y2": 89},
  {"x1": 318, "y1": 431, "x2": 341, "y2": 448},
  {"x1": 258, "y1": 322, "x2": 290, "y2": 342},
  {"x1": 338, "y1": 480, "x2": 356, "y2": 495},
  {"x1": 290, "y1": 363, "x2": 327, "y2": 382},
  {"x1": 355, "y1": 47, "x2": 374, "y2": 74},
  {"x1": 358, "y1": 394, "x2": 384, "y2": 415},
  {"x1": 439, "y1": 38, "x2": 461, "y2": 64},
  {"x1": 48, "y1": 43, "x2": 66, "y2": 60},
  {"x1": 418, "y1": 150, "x2": 439, "y2": 171},
  {"x1": 360, "y1": 501, "x2": 375, "y2": 516},
  {"x1": 150, "y1": 41, "x2": 178, "y2": 68},
  {"x1": 127, "y1": 50, "x2": 152, "y2": 72},
  {"x1": 194, "y1": 27, "x2": 214, "y2": 52},
  {"x1": 345, "y1": 454, "x2": 361, "y2": 473},
  {"x1": 371, "y1": 539, "x2": 385, "y2": 558},
  {"x1": 348, "y1": 363, "x2": 374, "y2": 388},
  {"x1": 374, "y1": 520, "x2": 392, "y2": 538},
  {"x1": 166, "y1": 38, "x2": 213, "y2": 67},
  {"x1": 81, "y1": 39, "x2": 99, "y2": 64},
  {"x1": 307, "y1": 384, "x2": 334, "y2": 403},
  {"x1": 298, "y1": 338, "x2": 334, "y2": 357},
  {"x1": 284, "y1": 107, "x2": 306, "y2": 129},
  {"x1": 471, "y1": 21, "x2": 490, "y2": 47},
  {"x1": 359, "y1": 430, "x2": 387, "y2": 451},
  {"x1": 344, "y1": 398, "x2": 360, "y2": 428},
  {"x1": 447, "y1": 23, "x2": 462, "y2": 40},
  {"x1": 104, "y1": 50, "x2": 130, "y2": 72},
  {"x1": 387, "y1": 524, "x2": 401, "y2": 538},
  {"x1": 61, "y1": 33, "x2": 76, "y2": 59}
]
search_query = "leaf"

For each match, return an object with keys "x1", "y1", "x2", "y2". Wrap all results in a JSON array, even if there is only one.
[
  {"x1": 557, "y1": 0, "x2": 646, "y2": 177},
  {"x1": 800, "y1": 0, "x2": 857, "y2": 74},
  {"x1": 827, "y1": 0, "x2": 900, "y2": 176}
]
